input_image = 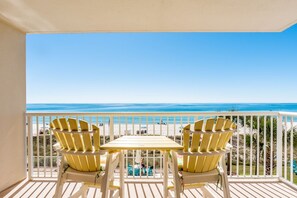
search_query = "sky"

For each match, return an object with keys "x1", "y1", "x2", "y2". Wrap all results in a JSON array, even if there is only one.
[{"x1": 26, "y1": 24, "x2": 297, "y2": 103}]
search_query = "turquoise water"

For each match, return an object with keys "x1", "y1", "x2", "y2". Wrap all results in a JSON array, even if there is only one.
[{"x1": 27, "y1": 103, "x2": 297, "y2": 112}]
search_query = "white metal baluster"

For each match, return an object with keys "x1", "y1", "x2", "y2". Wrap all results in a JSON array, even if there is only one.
[
  {"x1": 132, "y1": 117, "x2": 135, "y2": 135},
  {"x1": 56, "y1": 116, "x2": 59, "y2": 177},
  {"x1": 161, "y1": 151, "x2": 163, "y2": 178},
  {"x1": 236, "y1": 115, "x2": 239, "y2": 176},
  {"x1": 140, "y1": 150, "x2": 142, "y2": 178},
  {"x1": 36, "y1": 116, "x2": 39, "y2": 177},
  {"x1": 270, "y1": 116, "x2": 273, "y2": 176},
  {"x1": 277, "y1": 115, "x2": 283, "y2": 178},
  {"x1": 159, "y1": 151, "x2": 162, "y2": 179},
  {"x1": 96, "y1": 116, "x2": 99, "y2": 135},
  {"x1": 49, "y1": 116, "x2": 53, "y2": 177},
  {"x1": 160, "y1": 117, "x2": 162, "y2": 135},
  {"x1": 139, "y1": 116, "x2": 141, "y2": 136},
  {"x1": 146, "y1": 150, "x2": 149, "y2": 178},
  {"x1": 89, "y1": 116, "x2": 93, "y2": 137},
  {"x1": 119, "y1": 116, "x2": 121, "y2": 137},
  {"x1": 257, "y1": 116, "x2": 260, "y2": 176},
  {"x1": 153, "y1": 117, "x2": 155, "y2": 135},
  {"x1": 290, "y1": 116, "x2": 294, "y2": 183},
  {"x1": 228, "y1": 115, "x2": 233, "y2": 176},
  {"x1": 89, "y1": 116, "x2": 92, "y2": 125},
  {"x1": 125, "y1": 117, "x2": 128, "y2": 135},
  {"x1": 264, "y1": 116, "x2": 267, "y2": 176},
  {"x1": 126, "y1": 152, "x2": 128, "y2": 179},
  {"x1": 28, "y1": 116, "x2": 33, "y2": 179},
  {"x1": 43, "y1": 116, "x2": 46, "y2": 177},
  {"x1": 103, "y1": 117, "x2": 106, "y2": 144},
  {"x1": 153, "y1": 150, "x2": 156, "y2": 178},
  {"x1": 284, "y1": 116, "x2": 287, "y2": 179},
  {"x1": 250, "y1": 115, "x2": 253, "y2": 176},
  {"x1": 243, "y1": 116, "x2": 246, "y2": 177},
  {"x1": 133, "y1": 150, "x2": 135, "y2": 178},
  {"x1": 180, "y1": 116, "x2": 183, "y2": 145},
  {"x1": 173, "y1": 117, "x2": 176, "y2": 142},
  {"x1": 110, "y1": 116, "x2": 114, "y2": 141},
  {"x1": 166, "y1": 117, "x2": 169, "y2": 137},
  {"x1": 146, "y1": 117, "x2": 148, "y2": 135}
]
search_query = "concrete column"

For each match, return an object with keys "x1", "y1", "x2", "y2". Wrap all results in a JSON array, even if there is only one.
[{"x1": 0, "y1": 20, "x2": 26, "y2": 191}]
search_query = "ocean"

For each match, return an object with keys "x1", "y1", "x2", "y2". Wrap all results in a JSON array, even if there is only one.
[{"x1": 27, "y1": 103, "x2": 297, "y2": 112}]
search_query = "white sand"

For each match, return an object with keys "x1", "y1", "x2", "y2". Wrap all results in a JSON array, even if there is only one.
[{"x1": 28, "y1": 121, "x2": 297, "y2": 137}]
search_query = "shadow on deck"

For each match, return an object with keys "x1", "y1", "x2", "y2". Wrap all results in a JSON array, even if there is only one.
[{"x1": 1, "y1": 179, "x2": 297, "y2": 198}]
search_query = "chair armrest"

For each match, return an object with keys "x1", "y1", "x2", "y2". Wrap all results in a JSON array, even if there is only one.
[
  {"x1": 226, "y1": 143, "x2": 233, "y2": 153},
  {"x1": 53, "y1": 143, "x2": 61, "y2": 151}
]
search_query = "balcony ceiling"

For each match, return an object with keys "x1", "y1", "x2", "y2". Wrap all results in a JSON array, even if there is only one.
[{"x1": 0, "y1": 0, "x2": 297, "y2": 33}]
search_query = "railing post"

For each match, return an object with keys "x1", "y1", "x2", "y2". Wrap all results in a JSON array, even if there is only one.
[
  {"x1": 277, "y1": 114, "x2": 283, "y2": 178},
  {"x1": 109, "y1": 116, "x2": 114, "y2": 141},
  {"x1": 27, "y1": 115, "x2": 33, "y2": 180}
]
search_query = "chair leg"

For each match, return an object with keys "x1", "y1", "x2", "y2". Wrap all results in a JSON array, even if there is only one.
[
  {"x1": 109, "y1": 190, "x2": 114, "y2": 198},
  {"x1": 101, "y1": 175, "x2": 109, "y2": 198},
  {"x1": 221, "y1": 158, "x2": 231, "y2": 198},
  {"x1": 70, "y1": 184, "x2": 88, "y2": 198},
  {"x1": 201, "y1": 186, "x2": 215, "y2": 198},
  {"x1": 81, "y1": 185, "x2": 88, "y2": 198},
  {"x1": 119, "y1": 151, "x2": 125, "y2": 198},
  {"x1": 163, "y1": 151, "x2": 169, "y2": 198},
  {"x1": 110, "y1": 189, "x2": 120, "y2": 198},
  {"x1": 168, "y1": 190, "x2": 175, "y2": 198},
  {"x1": 222, "y1": 173, "x2": 231, "y2": 198},
  {"x1": 54, "y1": 157, "x2": 66, "y2": 198},
  {"x1": 102, "y1": 153, "x2": 112, "y2": 198},
  {"x1": 54, "y1": 176, "x2": 65, "y2": 198},
  {"x1": 172, "y1": 152, "x2": 181, "y2": 198}
]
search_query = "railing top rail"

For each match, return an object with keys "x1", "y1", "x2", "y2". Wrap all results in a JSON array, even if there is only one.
[
  {"x1": 25, "y1": 111, "x2": 279, "y2": 116},
  {"x1": 278, "y1": 111, "x2": 297, "y2": 116}
]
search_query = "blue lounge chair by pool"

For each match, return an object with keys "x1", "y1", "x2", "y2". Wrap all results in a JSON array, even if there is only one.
[
  {"x1": 128, "y1": 164, "x2": 153, "y2": 176},
  {"x1": 293, "y1": 160, "x2": 297, "y2": 175}
]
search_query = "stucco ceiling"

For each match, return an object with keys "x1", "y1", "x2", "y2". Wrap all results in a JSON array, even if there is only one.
[{"x1": 0, "y1": 0, "x2": 297, "y2": 33}]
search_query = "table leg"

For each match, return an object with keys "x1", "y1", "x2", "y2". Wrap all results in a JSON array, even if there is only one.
[
  {"x1": 163, "y1": 151, "x2": 168, "y2": 198},
  {"x1": 120, "y1": 151, "x2": 125, "y2": 197}
]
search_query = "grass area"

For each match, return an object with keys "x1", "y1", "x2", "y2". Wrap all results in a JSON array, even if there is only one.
[{"x1": 232, "y1": 164, "x2": 297, "y2": 184}]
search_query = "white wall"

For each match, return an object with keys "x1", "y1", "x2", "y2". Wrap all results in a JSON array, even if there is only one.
[{"x1": 0, "y1": 20, "x2": 26, "y2": 191}]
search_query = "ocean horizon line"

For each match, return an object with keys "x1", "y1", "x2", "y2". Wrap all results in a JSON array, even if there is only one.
[
  {"x1": 26, "y1": 103, "x2": 297, "y2": 113},
  {"x1": 27, "y1": 102, "x2": 297, "y2": 104}
]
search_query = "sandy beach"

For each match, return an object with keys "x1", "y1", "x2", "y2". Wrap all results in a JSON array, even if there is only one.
[{"x1": 29, "y1": 121, "x2": 297, "y2": 137}]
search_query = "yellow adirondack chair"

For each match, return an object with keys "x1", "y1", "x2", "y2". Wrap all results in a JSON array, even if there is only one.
[
  {"x1": 168, "y1": 118, "x2": 236, "y2": 198},
  {"x1": 50, "y1": 118, "x2": 120, "y2": 198}
]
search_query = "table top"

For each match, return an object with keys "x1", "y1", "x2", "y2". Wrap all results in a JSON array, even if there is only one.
[{"x1": 101, "y1": 135, "x2": 183, "y2": 151}]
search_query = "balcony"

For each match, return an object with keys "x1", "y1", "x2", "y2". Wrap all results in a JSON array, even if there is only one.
[{"x1": 1, "y1": 111, "x2": 297, "y2": 197}]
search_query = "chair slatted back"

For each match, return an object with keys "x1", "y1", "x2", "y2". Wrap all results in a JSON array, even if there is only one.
[
  {"x1": 50, "y1": 118, "x2": 101, "y2": 172},
  {"x1": 182, "y1": 118, "x2": 236, "y2": 173}
]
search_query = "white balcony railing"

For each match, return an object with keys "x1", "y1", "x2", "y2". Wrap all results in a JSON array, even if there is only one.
[{"x1": 25, "y1": 111, "x2": 297, "y2": 189}]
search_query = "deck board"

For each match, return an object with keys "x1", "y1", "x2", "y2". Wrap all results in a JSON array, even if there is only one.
[{"x1": 1, "y1": 180, "x2": 296, "y2": 198}]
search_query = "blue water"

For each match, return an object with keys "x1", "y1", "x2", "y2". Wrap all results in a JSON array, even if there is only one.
[{"x1": 26, "y1": 103, "x2": 297, "y2": 112}]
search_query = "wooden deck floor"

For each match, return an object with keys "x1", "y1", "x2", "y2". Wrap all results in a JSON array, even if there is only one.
[{"x1": 1, "y1": 179, "x2": 297, "y2": 198}]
